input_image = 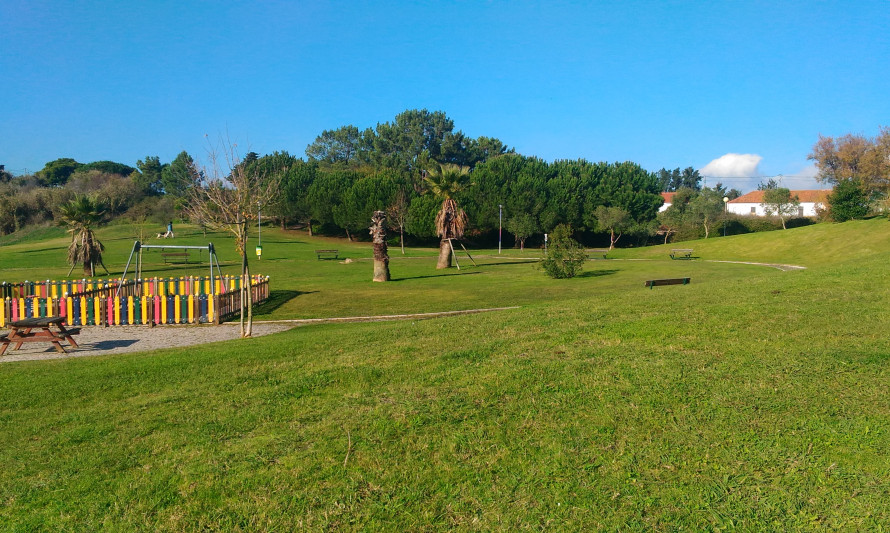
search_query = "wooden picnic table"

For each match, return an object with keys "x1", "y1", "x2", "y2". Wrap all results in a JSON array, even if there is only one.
[{"x1": 0, "y1": 316, "x2": 80, "y2": 355}]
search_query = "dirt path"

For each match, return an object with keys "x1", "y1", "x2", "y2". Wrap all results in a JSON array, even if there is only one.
[{"x1": 702, "y1": 260, "x2": 806, "y2": 271}]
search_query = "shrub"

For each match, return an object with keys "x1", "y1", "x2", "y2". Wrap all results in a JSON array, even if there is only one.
[
  {"x1": 827, "y1": 180, "x2": 869, "y2": 221},
  {"x1": 540, "y1": 224, "x2": 586, "y2": 279}
]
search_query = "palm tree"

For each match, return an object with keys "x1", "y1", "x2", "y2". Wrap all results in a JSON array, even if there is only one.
[
  {"x1": 424, "y1": 163, "x2": 470, "y2": 269},
  {"x1": 58, "y1": 196, "x2": 109, "y2": 276}
]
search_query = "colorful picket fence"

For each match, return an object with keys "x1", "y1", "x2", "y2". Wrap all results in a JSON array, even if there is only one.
[
  {"x1": 0, "y1": 275, "x2": 260, "y2": 300},
  {"x1": 0, "y1": 275, "x2": 270, "y2": 327}
]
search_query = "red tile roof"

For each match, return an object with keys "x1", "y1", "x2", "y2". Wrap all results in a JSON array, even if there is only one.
[
  {"x1": 661, "y1": 192, "x2": 676, "y2": 203},
  {"x1": 729, "y1": 190, "x2": 830, "y2": 204}
]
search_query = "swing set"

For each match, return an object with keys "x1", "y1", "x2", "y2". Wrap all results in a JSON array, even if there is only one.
[{"x1": 117, "y1": 241, "x2": 224, "y2": 297}]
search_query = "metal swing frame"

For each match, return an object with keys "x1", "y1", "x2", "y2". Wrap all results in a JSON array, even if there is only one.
[{"x1": 117, "y1": 241, "x2": 224, "y2": 298}]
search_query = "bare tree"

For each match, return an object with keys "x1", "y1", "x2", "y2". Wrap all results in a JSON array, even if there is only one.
[
  {"x1": 386, "y1": 189, "x2": 409, "y2": 254},
  {"x1": 188, "y1": 138, "x2": 281, "y2": 337}
]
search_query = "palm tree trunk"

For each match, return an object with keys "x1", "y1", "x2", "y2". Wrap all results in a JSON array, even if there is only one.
[
  {"x1": 371, "y1": 211, "x2": 390, "y2": 282},
  {"x1": 436, "y1": 238, "x2": 452, "y2": 269},
  {"x1": 82, "y1": 232, "x2": 92, "y2": 276}
]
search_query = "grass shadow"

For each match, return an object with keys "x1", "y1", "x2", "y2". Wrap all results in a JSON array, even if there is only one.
[
  {"x1": 474, "y1": 259, "x2": 540, "y2": 268},
  {"x1": 23, "y1": 246, "x2": 67, "y2": 253},
  {"x1": 259, "y1": 239, "x2": 305, "y2": 244},
  {"x1": 253, "y1": 289, "x2": 316, "y2": 314},
  {"x1": 390, "y1": 271, "x2": 483, "y2": 282},
  {"x1": 576, "y1": 269, "x2": 619, "y2": 278}
]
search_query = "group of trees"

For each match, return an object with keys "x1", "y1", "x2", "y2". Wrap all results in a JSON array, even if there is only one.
[
  {"x1": 0, "y1": 152, "x2": 201, "y2": 235},
  {"x1": 656, "y1": 183, "x2": 743, "y2": 242},
  {"x1": 1, "y1": 110, "x2": 670, "y2": 248},
  {"x1": 246, "y1": 151, "x2": 665, "y2": 250},
  {"x1": 5, "y1": 111, "x2": 885, "y2": 253},
  {"x1": 809, "y1": 127, "x2": 889, "y2": 220}
]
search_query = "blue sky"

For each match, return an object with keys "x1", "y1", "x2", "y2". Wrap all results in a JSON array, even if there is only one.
[{"x1": 2, "y1": 0, "x2": 888, "y2": 192}]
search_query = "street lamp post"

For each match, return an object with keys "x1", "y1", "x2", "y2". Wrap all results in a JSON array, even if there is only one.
[
  {"x1": 256, "y1": 202, "x2": 262, "y2": 260},
  {"x1": 498, "y1": 204, "x2": 503, "y2": 254},
  {"x1": 723, "y1": 196, "x2": 729, "y2": 237}
]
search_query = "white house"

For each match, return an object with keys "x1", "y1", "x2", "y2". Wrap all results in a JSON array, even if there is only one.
[{"x1": 727, "y1": 190, "x2": 830, "y2": 217}]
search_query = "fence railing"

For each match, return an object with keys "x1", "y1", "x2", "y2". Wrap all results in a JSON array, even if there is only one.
[
  {"x1": 214, "y1": 277, "x2": 271, "y2": 324},
  {"x1": 0, "y1": 275, "x2": 270, "y2": 327},
  {"x1": 1, "y1": 275, "x2": 263, "y2": 300}
]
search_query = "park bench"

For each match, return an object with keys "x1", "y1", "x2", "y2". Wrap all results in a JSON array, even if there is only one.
[
  {"x1": 315, "y1": 249, "x2": 339, "y2": 260},
  {"x1": 644, "y1": 277, "x2": 691, "y2": 289},
  {"x1": 588, "y1": 248, "x2": 610, "y2": 259},
  {"x1": 670, "y1": 248, "x2": 694, "y2": 260},
  {"x1": 161, "y1": 252, "x2": 190, "y2": 264}
]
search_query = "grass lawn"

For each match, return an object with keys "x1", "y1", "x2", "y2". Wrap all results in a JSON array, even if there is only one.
[{"x1": 0, "y1": 219, "x2": 889, "y2": 530}]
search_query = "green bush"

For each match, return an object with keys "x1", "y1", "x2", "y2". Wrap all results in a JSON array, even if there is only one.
[
  {"x1": 540, "y1": 224, "x2": 586, "y2": 278},
  {"x1": 827, "y1": 180, "x2": 869, "y2": 221}
]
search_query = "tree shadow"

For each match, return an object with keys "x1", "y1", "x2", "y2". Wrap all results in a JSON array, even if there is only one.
[
  {"x1": 24, "y1": 246, "x2": 67, "y2": 253},
  {"x1": 88, "y1": 339, "x2": 140, "y2": 351},
  {"x1": 473, "y1": 259, "x2": 540, "y2": 268},
  {"x1": 252, "y1": 289, "x2": 315, "y2": 314},
  {"x1": 258, "y1": 239, "x2": 305, "y2": 244},
  {"x1": 390, "y1": 271, "x2": 483, "y2": 282},
  {"x1": 576, "y1": 269, "x2": 619, "y2": 278}
]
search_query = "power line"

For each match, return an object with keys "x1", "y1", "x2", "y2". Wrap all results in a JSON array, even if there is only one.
[{"x1": 699, "y1": 173, "x2": 818, "y2": 180}]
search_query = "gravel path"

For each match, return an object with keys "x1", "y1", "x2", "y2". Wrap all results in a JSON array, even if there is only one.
[
  {"x1": 0, "y1": 306, "x2": 521, "y2": 364},
  {"x1": 0, "y1": 323, "x2": 293, "y2": 363}
]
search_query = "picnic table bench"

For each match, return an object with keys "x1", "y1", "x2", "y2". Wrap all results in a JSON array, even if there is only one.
[
  {"x1": 588, "y1": 248, "x2": 610, "y2": 259},
  {"x1": 644, "y1": 277, "x2": 691, "y2": 289},
  {"x1": 161, "y1": 252, "x2": 190, "y2": 264},
  {"x1": 0, "y1": 316, "x2": 80, "y2": 355},
  {"x1": 315, "y1": 249, "x2": 339, "y2": 260},
  {"x1": 670, "y1": 248, "x2": 694, "y2": 260}
]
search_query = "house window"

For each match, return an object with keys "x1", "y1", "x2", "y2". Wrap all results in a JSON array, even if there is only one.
[
  {"x1": 750, "y1": 207, "x2": 756, "y2": 214},
  {"x1": 798, "y1": 206, "x2": 804, "y2": 217}
]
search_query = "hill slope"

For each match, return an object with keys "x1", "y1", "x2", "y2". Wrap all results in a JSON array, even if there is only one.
[{"x1": 0, "y1": 220, "x2": 888, "y2": 529}]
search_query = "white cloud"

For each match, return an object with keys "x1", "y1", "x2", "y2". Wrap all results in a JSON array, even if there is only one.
[
  {"x1": 796, "y1": 163, "x2": 819, "y2": 179},
  {"x1": 700, "y1": 153, "x2": 763, "y2": 178}
]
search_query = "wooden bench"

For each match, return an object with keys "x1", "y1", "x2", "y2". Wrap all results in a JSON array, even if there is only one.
[
  {"x1": 645, "y1": 277, "x2": 691, "y2": 289},
  {"x1": 670, "y1": 249, "x2": 694, "y2": 260},
  {"x1": 161, "y1": 252, "x2": 190, "y2": 264},
  {"x1": 315, "y1": 249, "x2": 339, "y2": 260},
  {"x1": 588, "y1": 248, "x2": 610, "y2": 259}
]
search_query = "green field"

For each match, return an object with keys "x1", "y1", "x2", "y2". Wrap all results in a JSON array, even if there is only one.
[{"x1": 1, "y1": 220, "x2": 889, "y2": 530}]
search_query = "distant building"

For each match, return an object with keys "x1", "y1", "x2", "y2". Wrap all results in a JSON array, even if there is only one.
[
  {"x1": 727, "y1": 190, "x2": 830, "y2": 217},
  {"x1": 659, "y1": 192, "x2": 676, "y2": 212}
]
